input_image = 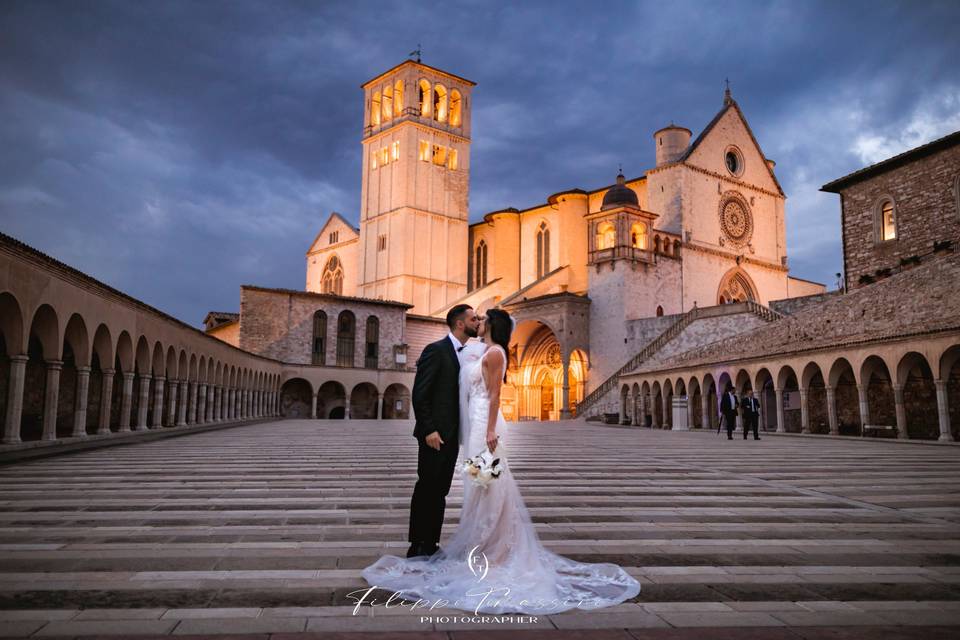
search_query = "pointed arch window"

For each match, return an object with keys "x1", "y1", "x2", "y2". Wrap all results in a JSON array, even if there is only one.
[
  {"x1": 371, "y1": 92, "x2": 381, "y2": 127},
  {"x1": 418, "y1": 79, "x2": 431, "y2": 117},
  {"x1": 365, "y1": 316, "x2": 379, "y2": 369},
  {"x1": 475, "y1": 240, "x2": 488, "y2": 288},
  {"x1": 596, "y1": 221, "x2": 616, "y2": 250},
  {"x1": 336, "y1": 310, "x2": 356, "y2": 367},
  {"x1": 433, "y1": 84, "x2": 448, "y2": 122},
  {"x1": 321, "y1": 255, "x2": 344, "y2": 296},
  {"x1": 312, "y1": 311, "x2": 327, "y2": 365},
  {"x1": 536, "y1": 222, "x2": 550, "y2": 279},
  {"x1": 449, "y1": 89, "x2": 462, "y2": 126}
]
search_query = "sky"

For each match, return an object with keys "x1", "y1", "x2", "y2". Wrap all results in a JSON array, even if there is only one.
[{"x1": 2, "y1": 0, "x2": 959, "y2": 327}]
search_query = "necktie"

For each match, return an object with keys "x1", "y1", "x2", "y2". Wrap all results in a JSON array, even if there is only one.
[{"x1": 457, "y1": 345, "x2": 465, "y2": 352}]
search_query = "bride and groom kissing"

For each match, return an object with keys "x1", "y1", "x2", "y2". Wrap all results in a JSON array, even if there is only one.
[{"x1": 362, "y1": 304, "x2": 640, "y2": 615}]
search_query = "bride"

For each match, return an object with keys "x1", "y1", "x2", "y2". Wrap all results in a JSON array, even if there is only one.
[{"x1": 362, "y1": 308, "x2": 640, "y2": 615}]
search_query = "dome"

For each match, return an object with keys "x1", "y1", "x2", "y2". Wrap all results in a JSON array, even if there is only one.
[{"x1": 601, "y1": 172, "x2": 638, "y2": 210}]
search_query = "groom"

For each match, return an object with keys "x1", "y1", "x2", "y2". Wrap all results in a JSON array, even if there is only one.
[{"x1": 407, "y1": 304, "x2": 479, "y2": 558}]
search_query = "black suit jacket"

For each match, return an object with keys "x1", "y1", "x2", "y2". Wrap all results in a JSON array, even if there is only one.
[
  {"x1": 742, "y1": 397, "x2": 760, "y2": 417},
  {"x1": 719, "y1": 392, "x2": 739, "y2": 418},
  {"x1": 411, "y1": 337, "x2": 461, "y2": 443}
]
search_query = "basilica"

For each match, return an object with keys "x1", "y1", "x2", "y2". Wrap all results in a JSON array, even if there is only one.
[{"x1": 297, "y1": 59, "x2": 823, "y2": 421}]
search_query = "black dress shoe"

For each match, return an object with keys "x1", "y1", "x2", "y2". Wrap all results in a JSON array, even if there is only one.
[
  {"x1": 422, "y1": 542, "x2": 440, "y2": 556},
  {"x1": 406, "y1": 542, "x2": 424, "y2": 558}
]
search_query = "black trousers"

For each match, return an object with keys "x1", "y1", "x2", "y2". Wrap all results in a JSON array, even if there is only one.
[
  {"x1": 743, "y1": 414, "x2": 760, "y2": 439},
  {"x1": 723, "y1": 413, "x2": 738, "y2": 438},
  {"x1": 408, "y1": 435, "x2": 459, "y2": 545}
]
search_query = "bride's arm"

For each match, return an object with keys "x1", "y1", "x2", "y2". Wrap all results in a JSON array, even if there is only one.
[{"x1": 482, "y1": 348, "x2": 504, "y2": 452}]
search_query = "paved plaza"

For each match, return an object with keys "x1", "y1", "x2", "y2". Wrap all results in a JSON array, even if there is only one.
[{"x1": 1, "y1": 419, "x2": 960, "y2": 639}]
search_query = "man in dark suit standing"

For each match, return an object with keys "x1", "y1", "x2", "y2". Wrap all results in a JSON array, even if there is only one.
[
  {"x1": 407, "y1": 304, "x2": 478, "y2": 559},
  {"x1": 719, "y1": 384, "x2": 739, "y2": 440},
  {"x1": 741, "y1": 389, "x2": 761, "y2": 440}
]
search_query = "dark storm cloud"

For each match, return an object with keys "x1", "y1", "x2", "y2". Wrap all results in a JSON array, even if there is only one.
[{"x1": 1, "y1": 0, "x2": 958, "y2": 324}]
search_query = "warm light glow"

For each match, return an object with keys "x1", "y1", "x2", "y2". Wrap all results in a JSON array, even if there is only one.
[
  {"x1": 418, "y1": 139, "x2": 431, "y2": 161},
  {"x1": 448, "y1": 148, "x2": 458, "y2": 170},
  {"x1": 631, "y1": 222, "x2": 647, "y2": 249},
  {"x1": 371, "y1": 92, "x2": 381, "y2": 127},
  {"x1": 394, "y1": 79, "x2": 404, "y2": 115},
  {"x1": 419, "y1": 79, "x2": 431, "y2": 117},
  {"x1": 449, "y1": 89, "x2": 462, "y2": 126},
  {"x1": 881, "y1": 201, "x2": 896, "y2": 240},
  {"x1": 432, "y1": 144, "x2": 447, "y2": 166},
  {"x1": 597, "y1": 221, "x2": 616, "y2": 249},
  {"x1": 433, "y1": 84, "x2": 448, "y2": 123},
  {"x1": 391, "y1": 140, "x2": 400, "y2": 161},
  {"x1": 382, "y1": 84, "x2": 393, "y2": 121}
]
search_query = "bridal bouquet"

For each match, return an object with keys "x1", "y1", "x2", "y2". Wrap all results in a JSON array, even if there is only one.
[{"x1": 461, "y1": 445, "x2": 503, "y2": 489}]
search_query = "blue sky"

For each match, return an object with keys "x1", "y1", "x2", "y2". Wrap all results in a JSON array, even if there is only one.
[{"x1": 2, "y1": 0, "x2": 958, "y2": 325}]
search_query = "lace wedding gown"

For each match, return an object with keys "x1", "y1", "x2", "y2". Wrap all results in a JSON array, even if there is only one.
[{"x1": 362, "y1": 340, "x2": 640, "y2": 614}]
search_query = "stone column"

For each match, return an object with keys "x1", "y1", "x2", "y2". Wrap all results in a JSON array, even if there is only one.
[
  {"x1": 686, "y1": 394, "x2": 696, "y2": 430},
  {"x1": 700, "y1": 391, "x2": 709, "y2": 431},
  {"x1": 206, "y1": 384, "x2": 215, "y2": 423},
  {"x1": 151, "y1": 375, "x2": 165, "y2": 428},
  {"x1": 660, "y1": 396, "x2": 668, "y2": 429},
  {"x1": 857, "y1": 384, "x2": 870, "y2": 434},
  {"x1": 119, "y1": 372, "x2": 135, "y2": 432},
  {"x1": 892, "y1": 384, "x2": 908, "y2": 439},
  {"x1": 135, "y1": 374, "x2": 151, "y2": 431},
  {"x1": 310, "y1": 392, "x2": 318, "y2": 419},
  {"x1": 97, "y1": 368, "x2": 114, "y2": 435},
  {"x1": 72, "y1": 366, "x2": 91, "y2": 438},
  {"x1": 934, "y1": 380, "x2": 954, "y2": 442},
  {"x1": 166, "y1": 379, "x2": 178, "y2": 426},
  {"x1": 799, "y1": 388, "x2": 810, "y2": 434},
  {"x1": 189, "y1": 382, "x2": 199, "y2": 424},
  {"x1": 214, "y1": 385, "x2": 222, "y2": 422},
  {"x1": 560, "y1": 360, "x2": 571, "y2": 419},
  {"x1": 41, "y1": 359, "x2": 64, "y2": 441},
  {"x1": 197, "y1": 383, "x2": 207, "y2": 424},
  {"x1": 3, "y1": 355, "x2": 29, "y2": 444},
  {"x1": 774, "y1": 386, "x2": 785, "y2": 433},
  {"x1": 826, "y1": 386, "x2": 839, "y2": 435},
  {"x1": 226, "y1": 388, "x2": 233, "y2": 420},
  {"x1": 176, "y1": 380, "x2": 188, "y2": 426}
]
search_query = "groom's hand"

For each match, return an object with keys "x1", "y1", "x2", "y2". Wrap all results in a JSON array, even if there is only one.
[{"x1": 425, "y1": 431, "x2": 444, "y2": 450}]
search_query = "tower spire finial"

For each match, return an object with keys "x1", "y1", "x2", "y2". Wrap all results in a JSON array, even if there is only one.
[
  {"x1": 408, "y1": 44, "x2": 422, "y2": 63},
  {"x1": 724, "y1": 78, "x2": 733, "y2": 106}
]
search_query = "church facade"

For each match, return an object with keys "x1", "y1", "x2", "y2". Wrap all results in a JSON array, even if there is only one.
[{"x1": 304, "y1": 60, "x2": 824, "y2": 421}]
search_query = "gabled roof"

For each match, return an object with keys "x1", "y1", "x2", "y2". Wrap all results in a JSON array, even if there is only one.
[
  {"x1": 307, "y1": 211, "x2": 359, "y2": 254},
  {"x1": 680, "y1": 96, "x2": 784, "y2": 196},
  {"x1": 821, "y1": 130, "x2": 960, "y2": 193},
  {"x1": 203, "y1": 311, "x2": 239, "y2": 329},
  {"x1": 362, "y1": 60, "x2": 476, "y2": 89}
]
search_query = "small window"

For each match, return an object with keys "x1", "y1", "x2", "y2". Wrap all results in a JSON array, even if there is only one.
[
  {"x1": 656, "y1": 305, "x2": 664, "y2": 317},
  {"x1": 724, "y1": 147, "x2": 743, "y2": 176},
  {"x1": 394, "y1": 79, "x2": 404, "y2": 115},
  {"x1": 596, "y1": 221, "x2": 616, "y2": 250},
  {"x1": 449, "y1": 89, "x2": 462, "y2": 127},
  {"x1": 448, "y1": 148, "x2": 458, "y2": 171},
  {"x1": 879, "y1": 200, "x2": 896, "y2": 241},
  {"x1": 378, "y1": 234, "x2": 387, "y2": 251},
  {"x1": 418, "y1": 140, "x2": 431, "y2": 162},
  {"x1": 433, "y1": 84, "x2": 447, "y2": 122},
  {"x1": 391, "y1": 140, "x2": 400, "y2": 161},
  {"x1": 418, "y1": 79, "x2": 431, "y2": 117},
  {"x1": 630, "y1": 222, "x2": 647, "y2": 249},
  {"x1": 432, "y1": 144, "x2": 447, "y2": 166},
  {"x1": 328, "y1": 231, "x2": 339, "y2": 245},
  {"x1": 382, "y1": 84, "x2": 393, "y2": 122},
  {"x1": 370, "y1": 151, "x2": 378, "y2": 170}
]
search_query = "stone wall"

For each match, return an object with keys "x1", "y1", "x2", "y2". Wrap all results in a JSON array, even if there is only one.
[
  {"x1": 405, "y1": 314, "x2": 448, "y2": 368},
  {"x1": 239, "y1": 286, "x2": 407, "y2": 369},
  {"x1": 769, "y1": 290, "x2": 841, "y2": 316},
  {"x1": 837, "y1": 142, "x2": 959, "y2": 290}
]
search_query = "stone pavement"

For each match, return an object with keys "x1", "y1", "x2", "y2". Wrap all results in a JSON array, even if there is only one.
[{"x1": 0, "y1": 419, "x2": 959, "y2": 639}]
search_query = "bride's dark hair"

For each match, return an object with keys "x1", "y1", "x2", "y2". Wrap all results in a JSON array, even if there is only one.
[{"x1": 484, "y1": 308, "x2": 513, "y2": 382}]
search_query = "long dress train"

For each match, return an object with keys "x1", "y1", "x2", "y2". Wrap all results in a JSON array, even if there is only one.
[{"x1": 362, "y1": 340, "x2": 640, "y2": 615}]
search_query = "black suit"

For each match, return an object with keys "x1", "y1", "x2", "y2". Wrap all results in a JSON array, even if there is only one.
[
  {"x1": 408, "y1": 336, "x2": 461, "y2": 546},
  {"x1": 720, "y1": 391, "x2": 739, "y2": 439},
  {"x1": 741, "y1": 396, "x2": 760, "y2": 440}
]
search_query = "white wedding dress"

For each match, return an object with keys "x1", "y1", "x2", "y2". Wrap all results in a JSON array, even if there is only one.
[{"x1": 362, "y1": 339, "x2": 641, "y2": 614}]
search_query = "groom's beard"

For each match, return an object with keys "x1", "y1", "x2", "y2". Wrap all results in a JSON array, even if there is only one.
[{"x1": 464, "y1": 327, "x2": 478, "y2": 338}]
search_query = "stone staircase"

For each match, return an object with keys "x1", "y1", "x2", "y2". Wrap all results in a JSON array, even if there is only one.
[{"x1": 575, "y1": 300, "x2": 784, "y2": 418}]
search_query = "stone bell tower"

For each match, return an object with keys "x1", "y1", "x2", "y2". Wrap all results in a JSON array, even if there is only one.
[{"x1": 357, "y1": 60, "x2": 475, "y2": 315}]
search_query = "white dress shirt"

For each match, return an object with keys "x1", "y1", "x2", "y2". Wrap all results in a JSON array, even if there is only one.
[{"x1": 447, "y1": 332, "x2": 465, "y2": 365}]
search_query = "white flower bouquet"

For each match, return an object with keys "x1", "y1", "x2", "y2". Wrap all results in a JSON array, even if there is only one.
[{"x1": 461, "y1": 444, "x2": 504, "y2": 489}]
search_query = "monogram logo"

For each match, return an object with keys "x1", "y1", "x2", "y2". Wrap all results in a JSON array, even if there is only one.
[{"x1": 467, "y1": 545, "x2": 489, "y2": 581}]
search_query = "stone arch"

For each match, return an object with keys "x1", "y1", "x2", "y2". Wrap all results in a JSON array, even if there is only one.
[
  {"x1": 896, "y1": 351, "x2": 937, "y2": 439},
  {"x1": 382, "y1": 383, "x2": 410, "y2": 419},
  {"x1": 280, "y1": 378, "x2": 313, "y2": 418},
  {"x1": 631, "y1": 382, "x2": 641, "y2": 426},
  {"x1": 350, "y1": 382, "x2": 379, "y2": 419},
  {"x1": 662, "y1": 378, "x2": 674, "y2": 429},
  {"x1": 688, "y1": 376, "x2": 703, "y2": 428},
  {"x1": 702, "y1": 372, "x2": 718, "y2": 430},
  {"x1": 317, "y1": 381, "x2": 347, "y2": 419},
  {"x1": 939, "y1": 344, "x2": 960, "y2": 440},
  {"x1": 0, "y1": 291, "x2": 25, "y2": 356},
  {"x1": 827, "y1": 356, "x2": 861, "y2": 435},
  {"x1": 776, "y1": 364, "x2": 800, "y2": 433},
  {"x1": 650, "y1": 380, "x2": 662, "y2": 428},
  {"x1": 753, "y1": 367, "x2": 775, "y2": 431},
  {"x1": 801, "y1": 361, "x2": 829, "y2": 434},
  {"x1": 734, "y1": 368, "x2": 752, "y2": 393},
  {"x1": 860, "y1": 354, "x2": 895, "y2": 432},
  {"x1": 717, "y1": 267, "x2": 758, "y2": 305}
]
